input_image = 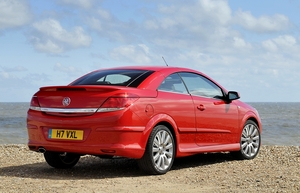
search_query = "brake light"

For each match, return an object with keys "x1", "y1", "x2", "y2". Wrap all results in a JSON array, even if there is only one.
[
  {"x1": 29, "y1": 96, "x2": 41, "y2": 111},
  {"x1": 98, "y1": 94, "x2": 139, "y2": 112}
]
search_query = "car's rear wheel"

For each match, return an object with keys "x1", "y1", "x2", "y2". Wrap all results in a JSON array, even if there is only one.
[
  {"x1": 137, "y1": 125, "x2": 175, "y2": 175},
  {"x1": 98, "y1": 155, "x2": 114, "y2": 159},
  {"x1": 44, "y1": 151, "x2": 80, "y2": 169},
  {"x1": 232, "y1": 120, "x2": 261, "y2": 160}
]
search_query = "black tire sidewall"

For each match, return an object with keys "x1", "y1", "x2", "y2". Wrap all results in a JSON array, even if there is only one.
[
  {"x1": 44, "y1": 151, "x2": 80, "y2": 169},
  {"x1": 138, "y1": 125, "x2": 175, "y2": 175},
  {"x1": 240, "y1": 120, "x2": 261, "y2": 159}
]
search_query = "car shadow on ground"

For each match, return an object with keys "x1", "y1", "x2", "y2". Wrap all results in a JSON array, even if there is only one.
[{"x1": 0, "y1": 152, "x2": 236, "y2": 179}]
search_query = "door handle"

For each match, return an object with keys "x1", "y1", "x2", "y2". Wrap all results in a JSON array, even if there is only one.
[{"x1": 197, "y1": 104, "x2": 206, "y2": 111}]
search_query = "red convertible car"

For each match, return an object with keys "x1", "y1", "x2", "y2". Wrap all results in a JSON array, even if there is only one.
[{"x1": 27, "y1": 66, "x2": 262, "y2": 174}]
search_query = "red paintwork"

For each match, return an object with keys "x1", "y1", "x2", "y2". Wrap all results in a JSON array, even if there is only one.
[{"x1": 27, "y1": 66, "x2": 262, "y2": 158}]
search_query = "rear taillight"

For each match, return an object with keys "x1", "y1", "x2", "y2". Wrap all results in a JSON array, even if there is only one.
[
  {"x1": 29, "y1": 96, "x2": 41, "y2": 111},
  {"x1": 98, "y1": 94, "x2": 139, "y2": 112}
]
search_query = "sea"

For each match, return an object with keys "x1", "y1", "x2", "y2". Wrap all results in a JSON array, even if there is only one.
[{"x1": 0, "y1": 102, "x2": 299, "y2": 146}]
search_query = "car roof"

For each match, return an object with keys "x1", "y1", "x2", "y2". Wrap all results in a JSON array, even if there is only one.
[{"x1": 96, "y1": 66, "x2": 199, "y2": 74}]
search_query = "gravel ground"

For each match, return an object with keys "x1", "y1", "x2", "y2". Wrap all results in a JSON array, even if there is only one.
[{"x1": 0, "y1": 145, "x2": 299, "y2": 193}]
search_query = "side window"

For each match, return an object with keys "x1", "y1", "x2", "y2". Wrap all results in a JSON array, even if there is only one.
[
  {"x1": 179, "y1": 72, "x2": 224, "y2": 99},
  {"x1": 158, "y1": 73, "x2": 188, "y2": 94}
]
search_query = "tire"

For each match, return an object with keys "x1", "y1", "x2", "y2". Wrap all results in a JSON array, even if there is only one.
[
  {"x1": 232, "y1": 120, "x2": 261, "y2": 160},
  {"x1": 44, "y1": 151, "x2": 80, "y2": 169},
  {"x1": 137, "y1": 125, "x2": 175, "y2": 175},
  {"x1": 98, "y1": 155, "x2": 114, "y2": 159}
]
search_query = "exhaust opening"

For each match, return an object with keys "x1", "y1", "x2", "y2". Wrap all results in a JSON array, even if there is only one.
[{"x1": 38, "y1": 147, "x2": 46, "y2": 153}]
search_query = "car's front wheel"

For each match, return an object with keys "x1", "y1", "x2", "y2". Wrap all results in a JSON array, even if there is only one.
[
  {"x1": 232, "y1": 120, "x2": 261, "y2": 160},
  {"x1": 44, "y1": 151, "x2": 80, "y2": 169},
  {"x1": 137, "y1": 125, "x2": 175, "y2": 175}
]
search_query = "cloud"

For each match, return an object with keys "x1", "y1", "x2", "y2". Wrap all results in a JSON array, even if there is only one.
[
  {"x1": 58, "y1": 0, "x2": 96, "y2": 9},
  {"x1": 1, "y1": 65, "x2": 27, "y2": 72},
  {"x1": 54, "y1": 63, "x2": 80, "y2": 73},
  {"x1": 83, "y1": 0, "x2": 294, "y2": 71},
  {"x1": 262, "y1": 35, "x2": 299, "y2": 54},
  {"x1": 0, "y1": 71, "x2": 49, "y2": 89},
  {"x1": 143, "y1": 0, "x2": 233, "y2": 46},
  {"x1": 29, "y1": 19, "x2": 92, "y2": 53},
  {"x1": 234, "y1": 10, "x2": 291, "y2": 33},
  {"x1": 262, "y1": 40, "x2": 278, "y2": 52},
  {"x1": 0, "y1": 71, "x2": 9, "y2": 79},
  {"x1": 0, "y1": 70, "x2": 51, "y2": 101},
  {"x1": 0, "y1": 0, "x2": 32, "y2": 30},
  {"x1": 133, "y1": 1, "x2": 256, "y2": 60},
  {"x1": 272, "y1": 35, "x2": 297, "y2": 47},
  {"x1": 25, "y1": 73, "x2": 50, "y2": 82},
  {"x1": 2, "y1": 0, "x2": 300, "y2": 102},
  {"x1": 53, "y1": 63, "x2": 86, "y2": 81},
  {"x1": 86, "y1": 8, "x2": 135, "y2": 42},
  {"x1": 232, "y1": 37, "x2": 252, "y2": 49},
  {"x1": 110, "y1": 44, "x2": 151, "y2": 64},
  {"x1": 157, "y1": 0, "x2": 232, "y2": 27}
]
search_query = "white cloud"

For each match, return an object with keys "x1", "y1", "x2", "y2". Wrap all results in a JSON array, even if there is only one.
[
  {"x1": 0, "y1": 0, "x2": 32, "y2": 30},
  {"x1": 31, "y1": 38, "x2": 64, "y2": 54},
  {"x1": 30, "y1": 19, "x2": 92, "y2": 53},
  {"x1": 54, "y1": 63, "x2": 78, "y2": 73},
  {"x1": 1, "y1": 66, "x2": 27, "y2": 72},
  {"x1": 1, "y1": 0, "x2": 300, "y2": 102},
  {"x1": 58, "y1": 0, "x2": 96, "y2": 9},
  {"x1": 0, "y1": 71, "x2": 9, "y2": 78},
  {"x1": 86, "y1": 8, "x2": 133, "y2": 42},
  {"x1": 262, "y1": 40, "x2": 278, "y2": 52},
  {"x1": 25, "y1": 73, "x2": 50, "y2": 82},
  {"x1": 152, "y1": 0, "x2": 232, "y2": 35},
  {"x1": 262, "y1": 35, "x2": 298, "y2": 53},
  {"x1": 53, "y1": 63, "x2": 85, "y2": 81},
  {"x1": 96, "y1": 8, "x2": 112, "y2": 20},
  {"x1": 144, "y1": 20, "x2": 159, "y2": 30},
  {"x1": 273, "y1": 35, "x2": 297, "y2": 47},
  {"x1": 234, "y1": 10, "x2": 290, "y2": 33},
  {"x1": 271, "y1": 69, "x2": 279, "y2": 76},
  {"x1": 233, "y1": 37, "x2": 252, "y2": 49},
  {"x1": 0, "y1": 71, "x2": 49, "y2": 89},
  {"x1": 139, "y1": 0, "x2": 238, "y2": 55},
  {"x1": 110, "y1": 44, "x2": 151, "y2": 64},
  {"x1": 157, "y1": 0, "x2": 231, "y2": 27}
]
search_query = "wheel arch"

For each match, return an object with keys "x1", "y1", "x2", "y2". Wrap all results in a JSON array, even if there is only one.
[
  {"x1": 240, "y1": 111, "x2": 262, "y2": 133},
  {"x1": 140, "y1": 114, "x2": 179, "y2": 155},
  {"x1": 247, "y1": 117, "x2": 261, "y2": 130}
]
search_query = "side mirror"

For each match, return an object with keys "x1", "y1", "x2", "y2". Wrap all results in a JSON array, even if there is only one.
[{"x1": 227, "y1": 91, "x2": 240, "y2": 101}]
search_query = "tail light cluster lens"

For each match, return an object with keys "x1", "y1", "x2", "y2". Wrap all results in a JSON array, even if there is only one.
[
  {"x1": 97, "y1": 93, "x2": 139, "y2": 112},
  {"x1": 30, "y1": 96, "x2": 41, "y2": 111}
]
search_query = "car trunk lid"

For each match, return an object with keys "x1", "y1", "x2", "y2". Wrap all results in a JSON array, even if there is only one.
[{"x1": 31, "y1": 85, "x2": 156, "y2": 116}]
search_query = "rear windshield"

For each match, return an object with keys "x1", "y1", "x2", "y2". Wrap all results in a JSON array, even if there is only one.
[{"x1": 70, "y1": 69, "x2": 154, "y2": 87}]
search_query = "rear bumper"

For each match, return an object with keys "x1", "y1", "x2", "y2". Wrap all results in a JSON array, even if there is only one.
[
  {"x1": 27, "y1": 110, "x2": 147, "y2": 159},
  {"x1": 28, "y1": 142, "x2": 145, "y2": 158},
  {"x1": 27, "y1": 127, "x2": 146, "y2": 158}
]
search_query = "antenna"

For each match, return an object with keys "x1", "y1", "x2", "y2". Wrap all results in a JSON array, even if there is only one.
[{"x1": 162, "y1": 56, "x2": 169, "y2": 66}]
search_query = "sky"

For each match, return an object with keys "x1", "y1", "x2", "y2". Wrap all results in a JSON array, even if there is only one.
[{"x1": 1, "y1": 0, "x2": 300, "y2": 102}]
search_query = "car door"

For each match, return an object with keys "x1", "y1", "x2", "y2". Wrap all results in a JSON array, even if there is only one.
[
  {"x1": 155, "y1": 73, "x2": 196, "y2": 147},
  {"x1": 179, "y1": 72, "x2": 239, "y2": 146}
]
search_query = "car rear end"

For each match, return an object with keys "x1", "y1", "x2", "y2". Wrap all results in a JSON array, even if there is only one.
[{"x1": 27, "y1": 69, "x2": 157, "y2": 158}]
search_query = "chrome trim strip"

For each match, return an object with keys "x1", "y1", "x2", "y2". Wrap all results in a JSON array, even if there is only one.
[
  {"x1": 40, "y1": 107, "x2": 98, "y2": 113},
  {"x1": 97, "y1": 107, "x2": 124, "y2": 112},
  {"x1": 30, "y1": 106, "x2": 41, "y2": 111}
]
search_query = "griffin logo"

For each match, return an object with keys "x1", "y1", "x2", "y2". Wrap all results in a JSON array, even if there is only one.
[{"x1": 62, "y1": 97, "x2": 71, "y2": 106}]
